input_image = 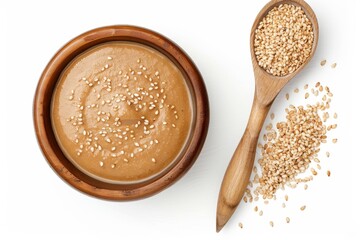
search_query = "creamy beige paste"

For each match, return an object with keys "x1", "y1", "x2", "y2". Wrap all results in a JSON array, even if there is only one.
[{"x1": 51, "y1": 42, "x2": 193, "y2": 183}]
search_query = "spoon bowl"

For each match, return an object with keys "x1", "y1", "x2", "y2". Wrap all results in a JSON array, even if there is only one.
[
  {"x1": 216, "y1": 0, "x2": 318, "y2": 232},
  {"x1": 251, "y1": 0, "x2": 319, "y2": 104}
]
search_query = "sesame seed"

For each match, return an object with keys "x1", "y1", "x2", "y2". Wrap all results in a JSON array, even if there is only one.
[
  {"x1": 151, "y1": 158, "x2": 156, "y2": 163},
  {"x1": 316, "y1": 164, "x2": 321, "y2": 170},
  {"x1": 300, "y1": 205, "x2": 306, "y2": 211},
  {"x1": 269, "y1": 221, "x2": 274, "y2": 227},
  {"x1": 311, "y1": 168, "x2": 318, "y2": 176},
  {"x1": 99, "y1": 161, "x2": 104, "y2": 167},
  {"x1": 331, "y1": 63, "x2": 337, "y2": 68},
  {"x1": 327, "y1": 170, "x2": 331, "y2": 177},
  {"x1": 286, "y1": 217, "x2": 290, "y2": 223},
  {"x1": 259, "y1": 210, "x2": 263, "y2": 216},
  {"x1": 320, "y1": 60, "x2": 327, "y2": 66},
  {"x1": 107, "y1": 56, "x2": 112, "y2": 60}
]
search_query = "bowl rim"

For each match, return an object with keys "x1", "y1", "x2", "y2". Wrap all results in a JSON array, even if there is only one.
[{"x1": 33, "y1": 25, "x2": 209, "y2": 201}]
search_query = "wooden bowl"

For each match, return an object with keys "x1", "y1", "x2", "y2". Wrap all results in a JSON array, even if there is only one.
[{"x1": 33, "y1": 25, "x2": 209, "y2": 200}]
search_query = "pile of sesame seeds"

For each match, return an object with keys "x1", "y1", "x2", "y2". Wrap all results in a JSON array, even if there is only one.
[
  {"x1": 254, "y1": 4, "x2": 314, "y2": 76},
  {"x1": 65, "y1": 57, "x2": 180, "y2": 168},
  {"x1": 254, "y1": 102, "x2": 327, "y2": 199},
  {"x1": 239, "y1": 60, "x2": 338, "y2": 229}
]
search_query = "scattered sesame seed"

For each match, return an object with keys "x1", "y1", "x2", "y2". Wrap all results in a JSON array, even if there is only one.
[
  {"x1": 99, "y1": 161, "x2": 104, "y2": 167},
  {"x1": 269, "y1": 221, "x2": 274, "y2": 227},
  {"x1": 286, "y1": 217, "x2": 290, "y2": 223},
  {"x1": 320, "y1": 60, "x2": 327, "y2": 66},
  {"x1": 259, "y1": 210, "x2": 263, "y2": 216},
  {"x1": 238, "y1": 222, "x2": 243, "y2": 229},
  {"x1": 331, "y1": 63, "x2": 337, "y2": 68},
  {"x1": 327, "y1": 170, "x2": 331, "y2": 177},
  {"x1": 300, "y1": 205, "x2": 306, "y2": 211}
]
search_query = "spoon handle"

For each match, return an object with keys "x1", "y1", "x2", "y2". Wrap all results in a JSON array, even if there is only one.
[{"x1": 216, "y1": 95, "x2": 271, "y2": 232}]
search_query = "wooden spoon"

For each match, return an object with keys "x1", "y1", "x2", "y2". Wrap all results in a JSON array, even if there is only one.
[{"x1": 216, "y1": 0, "x2": 318, "y2": 232}]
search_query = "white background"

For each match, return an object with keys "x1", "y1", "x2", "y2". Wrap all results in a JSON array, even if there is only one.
[{"x1": 1, "y1": 0, "x2": 359, "y2": 239}]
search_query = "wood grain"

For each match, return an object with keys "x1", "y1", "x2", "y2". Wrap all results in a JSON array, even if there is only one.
[
  {"x1": 33, "y1": 25, "x2": 209, "y2": 200},
  {"x1": 216, "y1": 0, "x2": 319, "y2": 232}
]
